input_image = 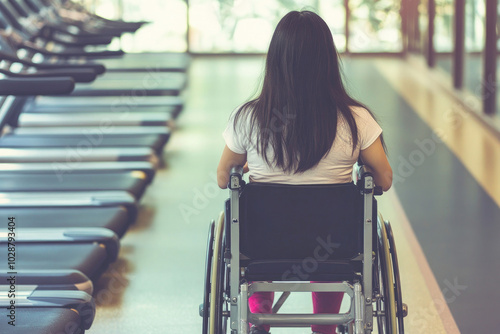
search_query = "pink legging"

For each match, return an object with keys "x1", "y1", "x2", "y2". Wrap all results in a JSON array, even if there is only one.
[{"x1": 248, "y1": 282, "x2": 343, "y2": 334}]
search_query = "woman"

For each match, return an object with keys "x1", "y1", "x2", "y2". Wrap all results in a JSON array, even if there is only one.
[{"x1": 217, "y1": 10, "x2": 392, "y2": 334}]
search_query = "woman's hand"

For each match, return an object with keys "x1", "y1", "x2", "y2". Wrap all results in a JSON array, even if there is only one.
[{"x1": 243, "y1": 162, "x2": 249, "y2": 174}]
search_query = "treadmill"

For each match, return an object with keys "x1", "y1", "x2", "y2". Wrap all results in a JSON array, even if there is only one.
[
  {"x1": 0, "y1": 226, "x2": 120, "y2": 280},
  {"x1": 0, "y1": 38, "x2": 182, "y2": 125},
  {"x1": 0, "y1": 77, "x2": 158, "y2": 182},
  {"x1": 0, "y1": 97, "x2": 172, "y2": 154},
  {"x1": 0, "y1": 5, "x2": 169, "y2": 332},
  {"x1": 0, "y1": 171, "x2": 150, "y2": 200},
  {"x1": 1, "y1": 99, "x2": 172, "y2": 155},
  {"x1": 0, "y1": 1, "x2": 188, "y2": 76},
  {"x1": 38, "y1": 0, "x2": 147, "y2": 33},
  {"x1": 26, "y1": 0, "x2": 190, "y2": 72},
  {"x1": 0, "y1": 82, "x2": 161, "y2": 165},
  {"x1": 0, "y1": 98, "x2": 169, "y2": 171},
  {"x1": 0, "y1": 14, "x2": 187, "y2": 98},
  {"x1": 0, "y1": 71, "x2": 175, "y2": 165}
]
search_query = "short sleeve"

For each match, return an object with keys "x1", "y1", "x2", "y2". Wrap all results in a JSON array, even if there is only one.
[
  {"x1": 222, "y1": 108, "x2": 247, "y2": 154},
  {"x1": 354, "y1": 107, "x2": 383, "y2": 150}
]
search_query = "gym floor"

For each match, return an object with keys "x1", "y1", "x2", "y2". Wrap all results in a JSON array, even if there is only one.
[{"x1": 90, "y1": 56, "x2": 500, "y2": 333}]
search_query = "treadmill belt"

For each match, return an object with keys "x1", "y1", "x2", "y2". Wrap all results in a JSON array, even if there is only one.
[
  {"x1": 0, "y1": 172, "x2": 148, "y2": 199},
  {"x1": 32, "y1": 95, "x2": 184, "y2": 108},
  {"x1": 0, "y1": 243, "x2": 107, "y2": 280},
  {"x1": 23, "y1": 105, "x2": 181, "y2": 115},
  {"x1": 0, "y1": 207, "x2": 130, "y2": 237},
  {"x1": 17, "y1": 112, "x2": 173, "y2": 127},
  {"x1": 70, "y1": 73, "x2": 186, "y2": 96},
  {"x1": 0, "y1": 134, "x2": 168, "y2": 154},
  {"x1": 0, "y1": 147, "x2": 157, "y2": 164},
  {"x1": 75, "y1": 72, "x2": 185, "y2": 89},
  {"x1": 97, "y1": 72, "x2": 187, "y2": 81}
]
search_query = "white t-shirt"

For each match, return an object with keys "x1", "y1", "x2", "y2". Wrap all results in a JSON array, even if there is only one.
[{"x1": 223, "y1": 105, "x2": 382, "y2": 184}]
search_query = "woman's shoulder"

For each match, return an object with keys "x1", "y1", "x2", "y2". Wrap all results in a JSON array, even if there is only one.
[
  {"x1": 348, "y1": 105, "x2": 372, "y2": 119},
  {"x1": 230, "y1": 101, "x2": 257, "y2": 127},
  {"x1": 231, "y1": 101, "x2": 256, "y2": 118},
  {"x1": 344, "y1": 105, "x2": 381, "y2": 139}
]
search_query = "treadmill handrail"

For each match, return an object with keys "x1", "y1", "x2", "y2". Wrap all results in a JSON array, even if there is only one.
[
  {"x1": 0, "y1": 269, "x2": 93, "y2": 294},
  {"x1": 0, "y1": 66, "x2": 97, "y2": 83},
  {"x1": 0, "y1": 190, "x2": 136, "y2": 207},
  {"x1": 0, "y1": 290, "x2": 93, "y2": 307},
  {"x1": 0, "y1": 227, "x2": 120, "y2": 261},
  {"x1": 0, "y1": 76, "x2": 75, "y2": 95},
  {"x1": 20, "y1": 40, "x2": 124, "y2": 58},
  {"x1": 0, "y1": 45, "x2": 106, "y2": 74},
  {"x1": 0, "y1": 161, "x2": 156, "y2": 183}
]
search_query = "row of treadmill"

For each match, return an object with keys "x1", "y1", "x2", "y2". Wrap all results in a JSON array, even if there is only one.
[{"x1": 0, "y1": 0, "x2": 188, "y2": 333}]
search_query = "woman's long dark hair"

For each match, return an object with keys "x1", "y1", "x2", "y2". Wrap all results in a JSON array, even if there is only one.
[{"x1": 235, "y1": 10, "x2": 377, "y2": 173}]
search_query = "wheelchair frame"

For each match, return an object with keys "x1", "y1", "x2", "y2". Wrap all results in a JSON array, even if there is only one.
[{"x1": 201, "y1": 166, "x2": 407, "y2": 334}]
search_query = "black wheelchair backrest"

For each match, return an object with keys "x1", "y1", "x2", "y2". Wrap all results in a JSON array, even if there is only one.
[{"x1": 239, "y1": 182, "x2": 364, "y2": 261}]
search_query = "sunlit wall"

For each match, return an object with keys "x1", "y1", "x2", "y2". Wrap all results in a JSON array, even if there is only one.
[
  {"x1": 434, "y1": 0, "x2": 453, "y2": 52},
  {"x1": 81, "y1": 0, "x2": 187, "y2": 52},
  {"x1": 188, "y1": 0, "x2": 347, "y2": 53},
  {"x1": 348, "y1": 0, "x2": 402, "y2": 52}
]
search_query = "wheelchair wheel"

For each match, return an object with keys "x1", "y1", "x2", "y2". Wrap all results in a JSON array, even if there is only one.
[
  {"x1": 201, "y1": 220, "x2": 215, "y2": 334},
  {"x1": 209, "y1": 212, "x2": 226, "y2": 334},
  {"x1": 375, "y1": 215, "x2": 397, "y2": 334},
  {"x1": 385, "y1": 221, "x2": 406, "y2": 333}
]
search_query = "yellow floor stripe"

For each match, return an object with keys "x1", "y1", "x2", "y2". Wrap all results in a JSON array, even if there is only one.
[
  {"x1": 378, "y1": 190, "x2": 460, "y2": 333},
  {"x1": 375, "y1": 59, "x2": 500, "y2": 208}
]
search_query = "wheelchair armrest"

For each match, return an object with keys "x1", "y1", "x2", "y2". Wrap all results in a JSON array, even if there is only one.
[
  {"x1": 355, "y1": 164, "x2": 382, "y2": 195},
  {"x1": 229, "y1": 165, "x2": 245, "y2": 190}
]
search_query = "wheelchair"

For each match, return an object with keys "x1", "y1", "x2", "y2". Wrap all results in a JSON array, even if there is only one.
[{"x1": 200, "y1": 165, "x2": 407, "y2": 334}]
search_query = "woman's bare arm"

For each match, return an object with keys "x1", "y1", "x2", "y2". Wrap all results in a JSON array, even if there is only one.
[
  {"x1": 217, "y1": 145, "x2": 247, "y2": 189},
  {"x1": 359, "y1": 137, "x2": 393, "y2": 191}
]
